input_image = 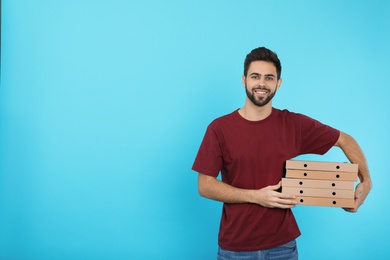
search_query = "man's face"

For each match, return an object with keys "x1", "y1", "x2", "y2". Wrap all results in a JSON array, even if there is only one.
[{"x1": 242, "y1": 61, "x2": 282, "y2": 107}]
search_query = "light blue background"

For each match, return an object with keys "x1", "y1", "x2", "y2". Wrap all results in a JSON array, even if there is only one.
[{"x1": 1, "y1": 0, "x2": 389, "y2": 259}]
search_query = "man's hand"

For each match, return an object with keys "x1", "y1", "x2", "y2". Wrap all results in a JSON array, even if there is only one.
[
  {"x1": 335, "y1": 132, "x2": 373, "y2": 213},
  {"x1": 198, "y1": 173, "x2": 296, "y2": 209},
  {"x1": 251, "y1": 181, "x2": 297, "y2": 209},
  {"x1": 343, "y1": 181, "x2": 372, "y2": 213}
]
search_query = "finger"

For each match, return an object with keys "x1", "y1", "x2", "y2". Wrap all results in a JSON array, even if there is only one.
[
  {"x1": 277, "y1": 197, "x2": 297, "y2": 206},
  {"x1": 269, "y1": 181, "x2": 281, "y2": 190},
  {"x1": 343, "y1": 207, "x2": 357, "y2": 213},
  {"x1": 278, "y1": 192, "x2": 296, "y2": 199},
  {"x1": 343, "y1": 200, "x2": 358, "y2": 213},
  {"x1": 274, "y1": 199, "x2": 297, "y2": 209}
]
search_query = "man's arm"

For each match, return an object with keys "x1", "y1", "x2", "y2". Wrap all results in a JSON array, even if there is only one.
[
  {"x1": 198, "y1": 173, "x2": 297, "y2": 209},
  {"x1": 334, "y1": 131, "x2": 373, "y2": 212}
]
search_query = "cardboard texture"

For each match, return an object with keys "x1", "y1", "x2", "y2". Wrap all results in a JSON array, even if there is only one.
[
  {"x1": 285, "y1": 169, "x2": 358, "y2": 181},
  {"x1": 282, "y1": 160, "x2": 358, "y2": 208},
  {"x1": 294, "y1": 196, "x2": 355, "y2": 208},
  {"x1": 286, "y1": 160, "x2": 358, "y2": 172},
  {"x1": 282, "y1": 186, "x2": 354, "y2": 199},
  {"x1": 281, "y1": 178, "x2": 354, "y2": 190}
]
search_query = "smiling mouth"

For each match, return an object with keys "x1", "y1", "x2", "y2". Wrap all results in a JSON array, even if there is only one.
[{"x1": 254, "y1": 89, "x2": 268, "y2": 95}]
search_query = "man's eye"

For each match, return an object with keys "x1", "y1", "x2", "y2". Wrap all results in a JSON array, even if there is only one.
[
  {"x1": 266, "y1": 77, "x2": 274, "y2": 81},
  {"x1": 251, "y1": 75, "x2": 259, "y2": 79}
]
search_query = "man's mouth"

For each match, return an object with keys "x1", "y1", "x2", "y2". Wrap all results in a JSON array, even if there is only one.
[{"x1": 254, "y1": 89, "x2": 268, "y2": 95}]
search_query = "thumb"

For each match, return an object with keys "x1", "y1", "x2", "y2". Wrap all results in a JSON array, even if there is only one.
[{"x1": 269, "y1": 181, "x2": 281, "y2": 190}]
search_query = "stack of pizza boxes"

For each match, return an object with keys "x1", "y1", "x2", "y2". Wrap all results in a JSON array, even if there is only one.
[{"x1": 282, "y1": 160, "x2": 358, "y2": 207}]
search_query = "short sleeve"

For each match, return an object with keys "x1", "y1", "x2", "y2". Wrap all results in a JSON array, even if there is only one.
[
  {"x1": 192, "y1": 124, "x2": 223, "y2": 177},
  {"x1": 298, "y1": 114, "x2": 340, "y2": 155}
]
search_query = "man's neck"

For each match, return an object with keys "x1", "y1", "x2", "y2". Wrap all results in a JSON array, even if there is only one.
[{"x1": 238, "y1": 101, "x2": 273, "y2": 121}]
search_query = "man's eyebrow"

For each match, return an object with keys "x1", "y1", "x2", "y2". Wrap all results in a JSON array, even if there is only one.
[{"x1": 249, "y1": 73, "x2": 276, "y2": 77}]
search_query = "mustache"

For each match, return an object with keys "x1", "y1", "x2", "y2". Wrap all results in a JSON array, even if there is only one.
[{"x1": 252, "y1": 87, "x2": 269, "y2": 91}]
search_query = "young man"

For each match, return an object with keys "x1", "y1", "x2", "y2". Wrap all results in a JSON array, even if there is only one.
[{"x1": 192, "y1": 47, "x2": 372, "y2": 259}]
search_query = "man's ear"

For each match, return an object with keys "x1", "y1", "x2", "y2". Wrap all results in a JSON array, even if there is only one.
[
  {"x1": 277, "y1": 78, "x2": 282, "y2": 90},
  {"x1": 242, "y1": 75, "x2": 246, "y2": 87}
]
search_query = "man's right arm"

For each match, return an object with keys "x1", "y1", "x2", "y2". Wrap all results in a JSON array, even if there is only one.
[{"x1": 198, "y1": 173, "x2": 297, "y2": 209}]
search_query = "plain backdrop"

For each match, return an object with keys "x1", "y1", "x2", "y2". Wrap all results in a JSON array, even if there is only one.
[{"x1": 1, "y1": 0, "x2": 389, "y2": 259}]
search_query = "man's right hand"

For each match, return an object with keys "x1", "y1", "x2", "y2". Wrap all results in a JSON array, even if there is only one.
[{"x1": 250, "y1": 181, "x2": 297, "y2": 209}]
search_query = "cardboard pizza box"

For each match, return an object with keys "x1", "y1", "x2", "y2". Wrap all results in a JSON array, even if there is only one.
[
  {"x1": 286, "y1": 160, "x2": 358, "y2": 173},
  {"x1": 282, "y1": 186, "x2": 354, "y2": 199},
  {"x1": 281, "y1": 178, "x2": 354, "y2": 190},
  {"x1": 293, "y1": 196, "x2": 355, "y2": 208},
  {"x1": 285, "y1": 169, "x2": 358, "y2": 181},
  {"x1": 282, "y1": 160, "x2": 358, "y2": 208}
]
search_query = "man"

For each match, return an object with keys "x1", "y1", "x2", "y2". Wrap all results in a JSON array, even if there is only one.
[{"x1": 192, "y1": 47, "x2": 372, "y2": 259}]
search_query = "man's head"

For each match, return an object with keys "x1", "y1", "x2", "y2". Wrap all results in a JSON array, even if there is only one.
[
  {"x1": 242, "y1": 47, "x2": 282, "y2": 107},
  {"x1": 243, "y1": 47, "x2": 281, "y2": 79}
]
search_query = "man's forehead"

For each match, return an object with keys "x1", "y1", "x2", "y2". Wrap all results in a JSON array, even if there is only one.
[{"x1": 248, "y1": 61, "x2": 277, "y2": 74}]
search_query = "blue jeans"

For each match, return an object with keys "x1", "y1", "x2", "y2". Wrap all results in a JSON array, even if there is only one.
[{"x1": 217, "y1": 240, "x2": 298, "y2": 260}]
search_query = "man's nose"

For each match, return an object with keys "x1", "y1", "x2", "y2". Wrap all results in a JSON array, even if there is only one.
[{"x1": 258, "y1": 77, "x2": 266, "y2": 87}]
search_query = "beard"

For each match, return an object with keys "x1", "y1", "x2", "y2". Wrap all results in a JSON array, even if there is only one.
[{"x1": 245, "y1": 83, "x2": 277, "y2": 107}]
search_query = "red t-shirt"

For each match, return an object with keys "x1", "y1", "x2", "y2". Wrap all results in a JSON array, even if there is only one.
[{"x1": 192, "y1": 108, "x2": 340, "y2": 251}]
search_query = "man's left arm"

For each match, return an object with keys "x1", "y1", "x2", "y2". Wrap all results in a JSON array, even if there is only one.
[{"x1": 334, "y1": 131, "x2": 373, "y2": 212}]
